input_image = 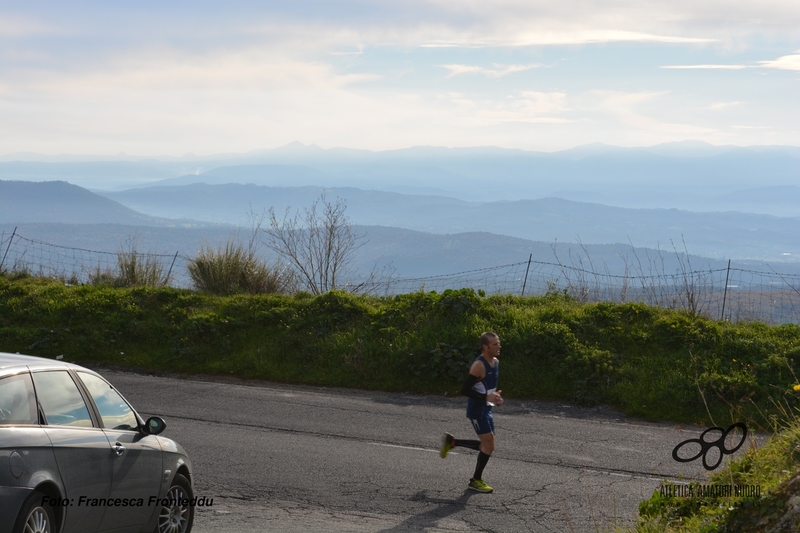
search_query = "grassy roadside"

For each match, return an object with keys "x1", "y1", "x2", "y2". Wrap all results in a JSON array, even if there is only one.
[
  {"x1": 625, "y1": 417, "x2": 800, "y2": 532},
  {"x1": 2, "y1": 273, "x2": 800, "y2": 428}
]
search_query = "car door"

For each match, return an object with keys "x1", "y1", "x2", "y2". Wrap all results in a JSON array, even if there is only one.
[
  {"x1": 0, "y1": 371, "x2": 61, "y2": 533},
  {"x1": 76, "y1": 371, "x2": 163, "y2": 532},
  {"x1": 32, "y1": 369, "x2": 113, "y2": 533}
]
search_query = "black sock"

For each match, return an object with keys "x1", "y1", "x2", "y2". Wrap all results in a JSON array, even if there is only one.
[
  {"x1": 473, "y1": 451, "x2": 490, "y2": 480},
  {"x1": 453, "y1": 439, "x2": 481, "y2": 451}
]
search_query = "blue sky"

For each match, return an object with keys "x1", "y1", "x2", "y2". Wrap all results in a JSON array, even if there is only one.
[{"x1": 2, "y1": 1, "x2": 799, "y2": 155}]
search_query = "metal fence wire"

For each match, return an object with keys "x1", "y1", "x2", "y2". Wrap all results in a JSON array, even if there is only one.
[
  {"x1": 0, "y1": 230, "x2": 193, "y2": 288},
  {"x1": 2, "y1": 230, "x2": 799, "y2": 324}
]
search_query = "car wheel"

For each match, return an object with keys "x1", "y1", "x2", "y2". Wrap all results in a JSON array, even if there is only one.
[
  {"x1": 14, "y1": 491, "x2": 55, "y2": 533},
  {"x1": 156, "y1": 474, "x2": 194, "y2": 533}
]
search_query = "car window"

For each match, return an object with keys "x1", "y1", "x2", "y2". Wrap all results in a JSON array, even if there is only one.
[
  {"x1": 77, "y1": 372, "x2": 138, "y2": 431},
  {"x1": 0, "y1": 372, "x2": 38, "y2": 425},
  {"x1": 32, "y1": 371, "x2": 94, "y2": 428}
]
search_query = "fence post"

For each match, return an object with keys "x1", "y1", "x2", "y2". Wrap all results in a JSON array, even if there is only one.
[
  {"x1": 166, "y1": 251, "x2": 180, "y2": 285},
  {"x1": 720, "y1": 259, "x2": 731, "y2": 321},
  {"x1": 521, "y1": 254, "x2": 532, "y2": 296},
  {"x1": 0, "y1": 226, "x2": 17, "y2": 271}
]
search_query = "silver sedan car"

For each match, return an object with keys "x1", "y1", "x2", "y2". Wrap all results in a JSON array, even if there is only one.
[{"x1": 0, "y1": 352, "x2": 194, "y2": 533}]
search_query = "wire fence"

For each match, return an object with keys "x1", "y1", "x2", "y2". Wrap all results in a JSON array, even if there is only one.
[
  {"x1": 0, "y1": 230, "x2": 193, "y2": 288},
  {"x1": 373, "y1": 258, "x2": 800, "y2": 324},
  {"x1": 2, "y1": 229, "x2": 800, "y2": 324}
]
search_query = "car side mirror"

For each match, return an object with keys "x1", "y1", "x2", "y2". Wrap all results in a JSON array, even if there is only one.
[{"x1": 142, "y1": 416, "x2": 166, "y2": 436}]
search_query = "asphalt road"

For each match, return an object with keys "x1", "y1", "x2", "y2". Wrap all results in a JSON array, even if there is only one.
[{"x1": 102, "y1": 369, "x2": 738, "y2": 533}]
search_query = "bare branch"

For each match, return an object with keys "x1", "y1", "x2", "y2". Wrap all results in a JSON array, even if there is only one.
[{"x1": 263, "y1": 193, "x2": 365, "y2": 295}]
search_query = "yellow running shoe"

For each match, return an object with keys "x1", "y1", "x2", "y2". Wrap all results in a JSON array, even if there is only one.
[
  {"x1": 440, "y1": 433, "x2": 454, "y2": 458},
  {"x1": 468, "y1": 478, "x2": 493, "y2": 493}
]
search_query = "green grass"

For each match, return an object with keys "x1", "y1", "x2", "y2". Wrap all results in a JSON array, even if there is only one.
[
  {"x1": 3, "y1": 274, "x2": 800, "y2": 427},
  {"x1": 627, "y1": 415, "x2": 800, "y2": 532}
]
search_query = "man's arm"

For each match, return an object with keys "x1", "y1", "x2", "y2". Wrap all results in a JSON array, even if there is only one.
[
  {"x1": 461, "y1": 373, "x2": 486, "y2": 400},
  {"x1": 461, "y1": 360, "x2": 487, "y2": 399},
  {"x1": 460, "y1": 359, "x2": 502, "y2": 404}
]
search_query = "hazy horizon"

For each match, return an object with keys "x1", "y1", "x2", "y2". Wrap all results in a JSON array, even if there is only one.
[{"x1": 3, "y1": 138, "x2": 800, "y2": 162}]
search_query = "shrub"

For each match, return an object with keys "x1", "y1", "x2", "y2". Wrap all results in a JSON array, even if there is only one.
[
  {"x1": 116, "y1": 247, "x2": 171, "y2": 287},
  {"x1": 88, "y1": 268, "x2": 119, "y2": 287},
  {"x1": 188, "y1": 240, "x2": 294, "y2": 295},
  {"x1": 88, "y1": 248, "x2": 171, "y2": 288}
]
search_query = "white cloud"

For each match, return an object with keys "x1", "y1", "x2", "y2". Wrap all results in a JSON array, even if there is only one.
[
  {"x1": 421, "y1": 31, "x2": 715, "y2": 48},
  {"x1": 403, "y1": 0, "x2": 800, "y2": 48},
  {"x1": 759, "y1": 50, "x2": 800, "y2": 71},
  {"x1": 709, "y1": 101, "x2": 744, "y2": 110},
  {"x1": 440, "y1": 63, "x2": 542, "y2": 77},
  {"x1": 0, "y1": 49, "x2": 381, "y2": 96},
  {"x1": 585, "y1": 90, "x2": 716, "y2": 136},
  {"x1": 431, "y1": 90, "x2": 574, "y2": 128},
  {"x1": 661, "y1": 64, "x2": 747, "y2": 69},
  {"x1": 239, "y1": 4, "x2": 723, "y2": 51},
  {"x1": 518, "y1": 91, "x2": 569, "y2": 115},
  {"x1": 589, "y1": 89, "x2": 668, "y2": 110},
  {"x1": 661, "y1": 51, "x2": 800, "y2": 72}
]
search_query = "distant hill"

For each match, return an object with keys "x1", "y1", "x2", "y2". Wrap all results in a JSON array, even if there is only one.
[
  {"x1": 0, "y1": 161, "x2": 185, "y2": 190},
  {"x1": 552, "y1": 184, "x2": 800, "y2": 218},
  {"x1": 0, "y1": 180, "x2": 172, "y2": 225},
  {"x1": 100, "y1": 183, "x2": 470, "y2": 225},
  {"x1": 715, "y1": 185, "x2": 800, "y2": 216},
  {"x1": 5, "y1": 179, "x2": 798, "y2": 265},
  {"x1": 100, "y1": 183, "x2": 800, "y2": 263},
  {"x1": 4, "y1": 141, "x2": 800, "y2": 214},
  {"x1": 159, "y1": 143, "x2": 800, "y2": 213},
  {"x1": 150, "y1": 164, "x2": 330, "y2": 188}
]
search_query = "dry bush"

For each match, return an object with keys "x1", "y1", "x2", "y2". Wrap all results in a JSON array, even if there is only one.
[{"x1": 188, "y1": 239, "x2": 294, "y2": 295}]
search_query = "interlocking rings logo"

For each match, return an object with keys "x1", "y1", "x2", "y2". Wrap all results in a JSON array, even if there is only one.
[{"x1": 671, "y1": 422, "x2": 747, "y2": 471}]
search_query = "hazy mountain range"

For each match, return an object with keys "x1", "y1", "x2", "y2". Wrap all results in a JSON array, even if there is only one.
[
  {"x1": 1, "y1": 140, "x2": 798, "y2": 280},
  {"x1": 2, "y1": 140, "x2": 799, "y2": 216},
  {"x1": 94, "y1": 183, "x2": 799, "y2": 263},
  {"x1": 2, "y1": 179, "x2": 798, "y2": 278}
]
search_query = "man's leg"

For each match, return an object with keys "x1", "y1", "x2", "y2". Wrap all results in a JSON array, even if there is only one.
[
  {"x1": 468, "y1": 417, "x2": 495, "y2": 493},
  {"x1": 473, "y1": 431, "x2": 495, "y2": 479},
  {"x1": 440, "y1": 433, "x2": 480, "y2": 458}
]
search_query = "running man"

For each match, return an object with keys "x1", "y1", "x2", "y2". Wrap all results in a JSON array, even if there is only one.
[{"x1": 440, "y1": 331, "x2": 503, "y2": 493}]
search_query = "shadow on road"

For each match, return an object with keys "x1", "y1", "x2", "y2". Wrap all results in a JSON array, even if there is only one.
[{"x1": 376, "y1": 490, "x2": 478, "y2": 532}]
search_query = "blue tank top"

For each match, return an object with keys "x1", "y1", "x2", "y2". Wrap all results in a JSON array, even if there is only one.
[{"x1": 466, "y1": 356, "x2": 499, "y2": 419}]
